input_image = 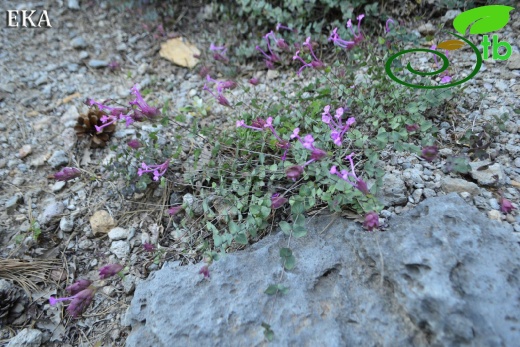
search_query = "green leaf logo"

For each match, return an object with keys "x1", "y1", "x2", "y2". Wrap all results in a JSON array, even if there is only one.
[{"x1": 453, "y1": 5, "x2": 514, "y2": 35}]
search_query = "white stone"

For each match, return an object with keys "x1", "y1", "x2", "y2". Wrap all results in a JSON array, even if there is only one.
[
  {"x1": 108, "y1": 227, "x2": 129, "y2": 241},
  {"x1": 111, "y1": 240, "x2": 130, "y2": 259}
]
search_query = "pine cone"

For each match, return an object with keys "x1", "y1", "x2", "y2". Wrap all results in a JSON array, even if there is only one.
[
  {"x1": 74, "y1": 106, "x2": 116, "y2": 148},
  {"x1": 0, "y1": 279, "x2": 28, "y2": 325}
]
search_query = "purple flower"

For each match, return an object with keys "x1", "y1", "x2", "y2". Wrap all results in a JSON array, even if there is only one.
[
  {"x1": 405, "y1": 124, "x2": 420, "y2": 132},
  {"x1": 98, "y1": 264, "x2": 124, "y2": 279},
  {"x1": 143, "y1": 242, "x2": 155, "y2": 252},
  {"x1": 203, "y1": 80, "x2": 233, "y2": 108},
  {"x1": 168, "y1": 206, "x2": 183, "y2": 215},
  {"x1": 271, "y1": 193, "x2": 288, "y2": 209},
  {"x1": 276, "y1": 23, "x2": 293, "y2": 32},
  {"x1": 500, "y1": 197, "x2": 516, "y2": 214},
  {"x1": 286, "y1": 165, "x2": 304, "y2": 181},
  {"x1": 213, "y1": 53, "x2": 230, "y2": 63},
  {"x1": 363, "y1": 211, "x2": 379, "y2": 231},
  {"x1": 290, "y1": 128, "x2": 327, "y2": 162},
  {"x1": 210, "y1": 43, "x2": 227, "y2": 53},
  {"x1": 237, "y1": 117, "x2": 291, "y2": 161},
  {"x1": 127, "y1": 139, "x2": 142, "y2": 149},
  {"x1": 330, "y1": 153, "x2": 370, "y2": 195},
  {"x1": 293, "y1": 37, "x2": 325, "y2": 75},
  {"x1": 53, "y1": 167, "x2": 81, "y2": 181},
  {"x1": 346, "y1": 14, "x2": 365, "y2": 45},
  {"x1": 137, "y1": 159, "x2": 170, "y2": 181},
  {"x1": 249, "y1": 77, "x2": 259, "y2": 86},
  {"x1": 385, "y1": 18, "x2": 396, "y2": 33},
  {"x1": 199, "y1": 265, "x2": 210, "y2": 279},
  {"x1": 440, "y1": 75, "x2": 452, "y2": 84},
  {"x1": 49, "y1": 286, "x2": 97, "y2": 318},
  {"x1": 421, "y1": 146, "x2": 438, "y2": 162},
  {"x1": 321, "y1": 105, "x2": 355, "y2": 146},
  {"x1": 65, "y1": 279, "x2": 92, "y2": 295},
  {"x1": 217, "y1": 94, "x2": 231, "y2": 107},
  {"x1": 86, "y1": 99, "x2": 126, "y2": 117},
  {"x1": 108, "y1": 60, "x2": 120, "y2": 71},
  {"x1": 130, "y1": 84, "x2": 159, "y2": 118},
  {"x1": 328, "y1": 28, "x2": 355, "y2": 49}
]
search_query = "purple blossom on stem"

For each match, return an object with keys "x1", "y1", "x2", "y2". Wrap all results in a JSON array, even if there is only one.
[
  {"x1": 330, "y1": 153, "x2": 370, "y2": 195},
  {"x1": 130, "y1": 84, "x2": 159, "y2": 118},
  {"x1": 321, "y1": 105, "x2": 356, "y2": 146},
  {"x1": 210, "y1": 43, "x2": 227, "y2": 54},
  {"x1": 108, "y1": 60, "x2": 120, "y2": 71},
  {"x1": 143, "y1": 242, "x2": 155, "y2": 252},
  {"x1": 99, "y1": 264, "x2": 124, "y2": 279},
  {"x1": 203, "y1": 81, "x2": 232, "y2": 108},
  {"x1": 86, "y1": 99, "x2": 126, "y2": 117},
  {"x1": 276, "y1": 23, "x2": 293, "y2": 32},
  {"x1": 328, "y1": 28, "x2": 355, "y2": 49},
  {"x1": 249, "y1": 77, "x2": 259, "y2": 85},
  {"x1": 53, "y1": 167, "x2": 81, "y2": 181},
  {"x1": 290, "y1": 128, "x2": 327, "y2": 161},
  {"x1": 94, "y1": 114, "x2": 118, "y2": 133},
  {"x1": 286, "y1": 165, "x2": 304, "y2": 181},
  {"x1": 213, "y1": 53, "x2": 230, "y2": 63},
  {"x1": 49, "y1": 286, "x2": 97, "y2": 318},
  {"x1": 271, "y1": 193, "x2": 288, "y2": 209},
  {"x1": 405, "y1": 124, "x2": 420, "y2": 132},
  {"x1": 236, "y1": 117, "x2": 291, "y2": 160},
  {"x1": 199, "y1": 265, "x2": 210, "y2": 279},
  {"x1": 385, "y1": 18, "x2": 396, "y2": 33},
  {"x1": 346, "y1": 14, "x2": 365, "y2": 45},
  {"x1": 137, "y1": 159, "x2": 170, "y2": 181},
  {"x1": 499, "y1": 197, "x2": 516, "y2": 214},
  {"x1": 65, "y1": 280, "x2": 92, "y2": 295},
  {"x1": 363, "y1": 211, "x2": 380, "y2": 231},
  {"x1": 293, "y1": 37, "x2": 324, "y2": 75},
  {"x1": 127, "y1": 139, "x2": 142, "y2": 149},
  {"x1": 421, "y1": 146, "x2": 438, "y2": 162},
  {"x1": 168, "y1": 206, "x2": 183, "y2": 215}
]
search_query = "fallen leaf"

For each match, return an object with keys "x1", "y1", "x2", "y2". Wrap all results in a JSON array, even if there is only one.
[
  {"x1": 511, "y1": 180, "x2": 520, "y2": 188},
  {"x1": 159, "y1": 37, "x2": 200, "y2": 68},
  {"x1": 437, "y1": 40, "x2": 465, "y2": 51}
]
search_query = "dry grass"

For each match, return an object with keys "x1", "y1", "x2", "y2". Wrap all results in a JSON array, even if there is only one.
[{"x1": 0, "y1": 258, "x2": 60, "y2": 298}]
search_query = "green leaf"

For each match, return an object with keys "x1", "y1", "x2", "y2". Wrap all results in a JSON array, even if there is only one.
[
  {"x1": 279, "y1": 221, "x2": 292, "y2": 235},
  {"x1": 234, "y1": 233, "x2": 248, "y2": 245},
  {"x1": 292, "y1": 225, "x2": 307, "y2": 238},
  {"x1": 453, "y1": 5, "x2": 514, "y2": 35},
  {"x1": 284, "y1": 255, "x2": 296, "y2": 270},
  {"x1": 280, "y1": 247, "x2": 292, "y2": 258},
  {"x1": 264, "y1": 285, "x2": 279, "y2": 295},
  {"x1": 262, "y1": 322, "x2": 275, "y2": 341}
]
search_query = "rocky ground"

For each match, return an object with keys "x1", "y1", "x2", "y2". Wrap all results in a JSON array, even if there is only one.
[{"x1": 1, "y1": 1, "x2": 519, "y2": 346}]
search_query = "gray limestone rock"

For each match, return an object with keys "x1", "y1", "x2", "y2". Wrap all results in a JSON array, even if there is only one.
[
  {"x1": 377, "y1": 173, "x2": 408, "y2": 206},
  {"x1": 441, "y1": 176, "x2": 479, "y2": 195},
  {"x1": 469, "y1": 160, "x2": 505, "y2": 186},
  {"x1": 6, "y1": 328, "x2": 42, "y2": 347},
  {"x1": 125, "y1": 193, "x2": 520, "y2": 347}
]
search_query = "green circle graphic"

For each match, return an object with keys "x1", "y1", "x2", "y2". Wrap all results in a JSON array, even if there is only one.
[{"x1": 385, "y1": 32, "x2": 483, "y2": 89}]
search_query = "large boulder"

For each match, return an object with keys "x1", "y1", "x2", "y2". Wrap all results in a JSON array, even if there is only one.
[{"x1": 124, "y1": 193, "x2": 520, "y2": 347}]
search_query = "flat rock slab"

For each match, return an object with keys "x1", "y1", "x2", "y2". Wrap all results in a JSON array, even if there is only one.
[{"x1": 124, "y1": 193, "x2": 520, "y2": 347}]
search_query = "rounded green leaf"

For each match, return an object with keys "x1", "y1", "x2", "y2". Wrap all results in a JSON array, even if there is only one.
[{"x1": 453, "y1": 5, "x2": 514, "y2": 35}]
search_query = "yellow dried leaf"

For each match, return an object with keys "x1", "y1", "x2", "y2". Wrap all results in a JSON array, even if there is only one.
[{"x1": 159, "y1": 37, "x2": 200, "y2": 68}]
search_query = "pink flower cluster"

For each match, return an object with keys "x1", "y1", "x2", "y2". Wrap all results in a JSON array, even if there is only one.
[
  {"x1": 88, "y1": 83, "x2": 159, "y2": 131},
  {"x1": 322, "y1": 105, "x2": 356, "y2": 146}
]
